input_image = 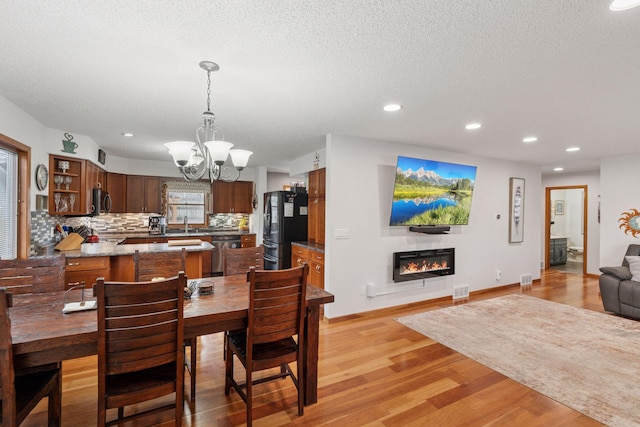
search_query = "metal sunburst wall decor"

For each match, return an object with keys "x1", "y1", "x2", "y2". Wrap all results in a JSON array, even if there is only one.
[{"x1": 619, "y1": 208, "x2": 640, "y2": 237}]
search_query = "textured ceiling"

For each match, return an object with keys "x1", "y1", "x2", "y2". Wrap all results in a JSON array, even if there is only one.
[{"x1": 1, "y1": 1, "x2": 638, "y2": 174}]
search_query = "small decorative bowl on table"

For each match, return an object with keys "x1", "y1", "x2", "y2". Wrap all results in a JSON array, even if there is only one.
[{"x1": 198, "y1": 282, "x2": 214, "y2": 295}]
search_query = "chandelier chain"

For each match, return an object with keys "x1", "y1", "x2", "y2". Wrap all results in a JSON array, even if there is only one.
[{"x1": 206, "y1": 71, "x2": 212, "y2": 112}]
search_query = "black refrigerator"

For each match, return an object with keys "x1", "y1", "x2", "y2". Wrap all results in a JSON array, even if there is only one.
[{"x1": 263, "y1": 191, "x2": 308, "y2": 270}]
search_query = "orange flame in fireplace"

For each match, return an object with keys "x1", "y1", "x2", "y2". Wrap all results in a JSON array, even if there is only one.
[{"x1": 401, "y1": 259, "x2": 448, "y2": 275}]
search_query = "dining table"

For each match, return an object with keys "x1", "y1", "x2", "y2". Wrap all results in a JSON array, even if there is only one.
[{"x1": 8, "y1": 275, "x2": 334, "y2": 405}]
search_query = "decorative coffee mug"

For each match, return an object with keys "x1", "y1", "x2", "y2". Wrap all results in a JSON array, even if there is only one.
[{"x1": 61, "y1": 133, "x2": 78, "y2": 153}]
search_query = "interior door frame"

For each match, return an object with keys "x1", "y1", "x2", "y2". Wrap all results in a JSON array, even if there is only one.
[{"x1": 544, "y1": 185, "x2": 588, "y2": 274}]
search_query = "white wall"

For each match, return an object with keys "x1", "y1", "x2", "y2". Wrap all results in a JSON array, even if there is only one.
[
  {"x1": 600, "y1": 154, "x2": 640, "y2": 267},
  {"x1": 324, "y1": 134, "x2": 542, "y2": 318}
]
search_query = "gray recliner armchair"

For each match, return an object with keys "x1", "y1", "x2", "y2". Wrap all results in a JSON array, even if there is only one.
[{"x1": 599, "y1": 244, "x2": 640, "y2": 319}]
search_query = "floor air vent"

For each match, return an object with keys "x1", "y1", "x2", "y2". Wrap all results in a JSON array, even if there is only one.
[
  {"x1": 453, "y1": 284, "x2": 470, "y2": 300},
  {"x1": 520, "y1": 273, "x2": 533, "y2": 286}
]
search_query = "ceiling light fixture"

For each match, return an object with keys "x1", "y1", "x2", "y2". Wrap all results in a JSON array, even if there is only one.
[
  {"x1": 610, "y1": 0, "x2": 640, "y2": 11},
  {"x1": 465, "y1": 123, "x2": 482, "y2": 130},
  {"x1": 522, "y1": 136, "x2": 538, "y2": 143},
  {"x1": 554, "y1": 167, "x2": 564, "y2": 171},
  {"x1": 121, "y1": 132, "x2": 135, "y2": 137},
  {"x1": 384, "y1": 104, "x2": 402, "y2": 112},
  {"x1": 164, "y1": 61, "x2": 252, "y2": 182},
  {"x1": 566, "y1": 147, "x2": 580, "y2": 152}
]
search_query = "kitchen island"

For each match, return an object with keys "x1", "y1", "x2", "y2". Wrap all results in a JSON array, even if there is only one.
[{"x1": 61, "y1": 241, "x2": 213, "y2": 286}]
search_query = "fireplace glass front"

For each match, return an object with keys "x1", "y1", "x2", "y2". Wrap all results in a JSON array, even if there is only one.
[{"x1": 393, "y1": 248, "x2": 455, "y2": 282}]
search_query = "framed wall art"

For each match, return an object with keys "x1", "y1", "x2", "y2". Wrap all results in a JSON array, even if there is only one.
[
  {"x1": 98, "y1": 149, "x2": 106, "y2": 165},
  {"x1": 509, "y1": 177, "x2": 525, "y2": 243},
  {"x1": 554, "y1": 200, "x2": 564, "y2": 215}
]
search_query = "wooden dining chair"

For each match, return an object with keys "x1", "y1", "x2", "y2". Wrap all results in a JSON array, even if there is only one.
[
  {"x1": 96, "y1": 274, "x2": 185, "y2": 426},
  {"x1": 132, "y1": 249, "x2": 198, "y2": 402},
  {"x1": 222, "y1": 245, "x2": 264, "y2": 276},
  {"x1": 221, "y1": 245, "x2": 264, "y2": 360},
  {"x1": 1, "y1": 287, "x2": 62, "y2": 426},
  {"x1": 0, "y1": 255, "x2": 66, "y2": 295},
  {"x1": 224, "y1": 264, "x2": 309, "y2": 426}
]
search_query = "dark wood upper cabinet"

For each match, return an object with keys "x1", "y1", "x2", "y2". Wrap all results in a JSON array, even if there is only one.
[
  {"x1": 126, "y1": 175, "x2": 162, "y2": 213},
  {"x1": 106, "y1": 172, "x2": 127, "y2": 213},
  {"x1": 308, "y1": 168, "x2": 326, "y2": 244},
  {"x1": 211, "y1": 180, "x2": 253, "y2": 213}
]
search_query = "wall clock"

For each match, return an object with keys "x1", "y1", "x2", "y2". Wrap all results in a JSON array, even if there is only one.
[{"x1": 35, "y1": 164, "x2": 48, "y2": 191}]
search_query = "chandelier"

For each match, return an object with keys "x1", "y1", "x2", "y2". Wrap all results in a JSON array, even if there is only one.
[{"x1": 164, "y1": 61, "x2": 252, "y2": 182}]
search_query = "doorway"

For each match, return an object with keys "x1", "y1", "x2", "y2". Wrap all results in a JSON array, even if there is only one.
[{"x1": 545, "y1": 186, "x2": 588, "y2": 275}]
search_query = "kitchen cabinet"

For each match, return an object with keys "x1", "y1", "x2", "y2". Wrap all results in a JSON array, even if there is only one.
[
  {"x1": 194, "y1": 236, "x2": 213, "y2": 277},
  {"x1": 291, "y1": 243, "x2": 324, "y2": 289},
  {"x1": 308, "y1": 168, "x2": 325, "y2": 244},
  {"x1": 550, "y1": 238, "x2": 568, "y2": 266},
  {"x1": 84, "y1": 161, "x2": 106, "y2": 214},
  {"x1": 309, "y1": 168, "x2": 325, "y2": 197},
  {"x1": 106, "y1": 172, "x2": 127, "y2": 213},
  {"x1": 211, "y1": 180, "x2": 253, "y2": 213},
  {"x1": 64, "y1": 256, "x2": 110, "y2": 290},
  {"x1": 309, "y1": 249, "x2": 324, "y2": 289},
  {"x1": 48, "y1": 154, "x2": 87, "y2": 215},
  {"x1": 126, "y1": 175, "x2": 162, "y2": 213},
  {"x1": 241, "y1": 234, "x2": 256, "y2": 248}
]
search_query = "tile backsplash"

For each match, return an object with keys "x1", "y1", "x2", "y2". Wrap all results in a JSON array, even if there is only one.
[
  {"x1": 30, "y1": 212, "x2": 152, "y2": 255},
  {"x1": 30, "y1": 211, "x2": 252, "y2": 255}
]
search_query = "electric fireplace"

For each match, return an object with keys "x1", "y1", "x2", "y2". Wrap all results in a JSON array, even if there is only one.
[{"x1": 393, "y1": 248, "x2": 455, "y2": 282}]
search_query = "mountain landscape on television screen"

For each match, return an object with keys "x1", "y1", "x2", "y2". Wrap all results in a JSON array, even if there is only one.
[{"x1": 397, "y1": 167, "x2": 475, "y2": 188}]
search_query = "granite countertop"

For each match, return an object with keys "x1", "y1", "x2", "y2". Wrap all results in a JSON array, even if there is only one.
[
  {"x1": 291, "y1": 241, "x2": 325, "y2": 252},
  {"x1": 100, "y1": 229, "x2": 253, "y2": 240},
  {"x1": 62, "y1": 241, "x2": 214, "y2": 258}
]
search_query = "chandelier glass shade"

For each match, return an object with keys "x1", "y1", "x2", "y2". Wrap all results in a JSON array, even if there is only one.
[{"x1": 165, "y1": 61, "x2": 252, "y2": 182}]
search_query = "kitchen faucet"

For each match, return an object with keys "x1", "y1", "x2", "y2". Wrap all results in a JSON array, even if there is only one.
[{"x1": 184, "y1": 216, "x2": 189, "y2": 233}]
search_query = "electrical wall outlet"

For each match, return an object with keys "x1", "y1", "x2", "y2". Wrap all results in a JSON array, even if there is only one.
[{"x1": 496, "y1": 269, "x2": 502, "y2": 281}]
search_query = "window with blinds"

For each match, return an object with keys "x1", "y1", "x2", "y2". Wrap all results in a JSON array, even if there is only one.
[
  {"x1": 166, "y1": 191, "x2": 206, "y2": 225},
  {"x1": 0, "y1": 148, "x2": 17, "y2": 260}
]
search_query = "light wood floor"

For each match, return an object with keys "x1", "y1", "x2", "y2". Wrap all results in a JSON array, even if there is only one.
[{"x1": 23, "y1": 270, "x2": 608, "y2": 426}]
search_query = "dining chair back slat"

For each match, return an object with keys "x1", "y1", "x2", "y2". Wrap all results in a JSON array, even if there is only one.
[
  {"x1": 133, "y1": 249, "x2": 186, "y2": 282},
  {"x1": 222, "y1": 246, "x2": 264, "y2": 276},
  {"x1": 0, "y1": 256, "x2": 66, "y2": 295}
]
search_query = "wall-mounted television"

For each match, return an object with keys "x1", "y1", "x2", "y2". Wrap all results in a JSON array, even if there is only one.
[{"x1": 389, "y1": 156, "x2": 477, "y2": 226}]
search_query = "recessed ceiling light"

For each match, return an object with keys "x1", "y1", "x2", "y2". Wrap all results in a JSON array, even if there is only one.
[
  {"x1": 121, "y1": 132, "x2": 135, "y2": 137},
  {"x1": 383, "y1": 104, "x2": 402, "y2": 112},
  {"x1": 610, "y1": 0, "x2": 640, "y2": 11},
  {"x1": 554, "y1": 167, "x2": 564, "y2": 172},
  {"x1": 566, "y1": 147, "x2": 580, "y2": 152},
  {"x1": 522, "y1": 136, "x2": 538, "y2": 143},
  {"x1": 465, "y1": 123, "x2": 482, "y2": 130}
]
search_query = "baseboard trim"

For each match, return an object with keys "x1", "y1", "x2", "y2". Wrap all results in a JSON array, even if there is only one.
[{"x1": 325, "y1": 280, "x2": 539, "y2": 324}]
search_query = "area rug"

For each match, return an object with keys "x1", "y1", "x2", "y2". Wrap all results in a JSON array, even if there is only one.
[{"x1": 396, "y1": 294, "x2": 640, "y2": 427}]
